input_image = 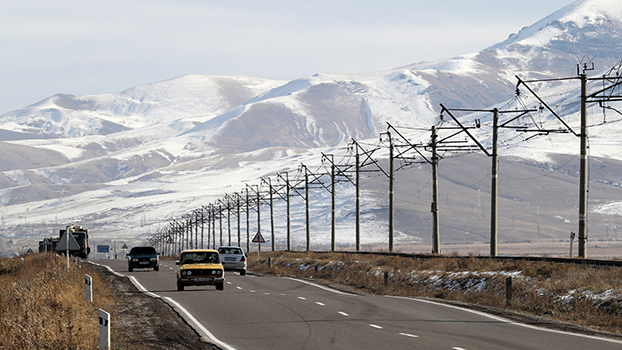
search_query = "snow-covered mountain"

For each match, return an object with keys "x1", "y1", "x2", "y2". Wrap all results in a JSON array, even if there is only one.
[{"x1": 2, "y1": 0, "x2": 622, "y2": 257}]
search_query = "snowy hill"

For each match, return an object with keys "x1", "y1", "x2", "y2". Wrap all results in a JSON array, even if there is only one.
[{"x1": 2, "y1": 0, "x2": 622, "y2": 257}]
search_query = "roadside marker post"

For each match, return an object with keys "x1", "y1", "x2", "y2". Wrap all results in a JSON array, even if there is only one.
[
  {"x1": 99, "y1": 309, "x2": 110, "y2": 350},
  {"x1": 85, "y1": 274, "x2": 93, "y2": 303}
]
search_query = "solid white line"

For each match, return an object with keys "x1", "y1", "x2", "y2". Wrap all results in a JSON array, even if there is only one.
[
  {"x1": 128, "y1": 276, "x2": 161, "y2": 299},
  {"x1": 93, "y1": 262, "x2": 235, "y2": 349},
  {"x1": 164, "y1": 297, "x2": 237, "y2": 350},
  {"x1": 386, "y1": 295, "x2": 622, "y2": 345},
  {"x1": 88, "y1": 262, "x2": 124, "y2": 277}
]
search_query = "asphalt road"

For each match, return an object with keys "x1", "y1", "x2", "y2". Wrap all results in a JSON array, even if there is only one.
[{"x1": 95, "y1": 259, "x2": 622, "y2": 350}]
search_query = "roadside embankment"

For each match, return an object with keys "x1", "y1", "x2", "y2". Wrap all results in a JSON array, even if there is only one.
[
  {"x1": 0, "y1": 253, "x2": 215, "y2": 350},
  {"x1": 0, "y1": 253, "x2": 113, "y2": 349}
]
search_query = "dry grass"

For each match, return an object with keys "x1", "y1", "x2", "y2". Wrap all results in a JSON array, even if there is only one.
[
  {"x1": 0, "y1": 253, "x2": 114, "y2": 350},
  {"x1": 250, "y1": 251, "x2": 622, "y2": 335}
]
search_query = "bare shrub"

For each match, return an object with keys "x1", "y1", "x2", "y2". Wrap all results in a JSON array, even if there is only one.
[{"x1": 0, "y1": 253, "x2": 114, "y2": 350}]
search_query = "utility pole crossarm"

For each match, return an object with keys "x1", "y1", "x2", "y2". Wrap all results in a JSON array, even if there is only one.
[
  {"x1": 350, "y1": 139, "x2": 389, "y2": 178},
  {"x1": 439, "y1": 104, "x2": 492, "y2": 157},
  {"x1": 321, "y1": 152, "x2": 356, "y2": 186},
  {"x1": 515, "y1": 75, "x2": 579, "y2": 137},
  {"x1": 387, "y1": 123, "x2": 431, "y2": 164}
]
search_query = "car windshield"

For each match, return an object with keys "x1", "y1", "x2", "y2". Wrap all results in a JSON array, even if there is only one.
[
  {"x1": 180, "y1": 252, "x2": 220, "y2": 264},
  {"x1": 130, "y1": 247, "x2": 157, "y2": 255},
  {"x1": 218, "y1": 247, "x2": 243, "y2": 255}
]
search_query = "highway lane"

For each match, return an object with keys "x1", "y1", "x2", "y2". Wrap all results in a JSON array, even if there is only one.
[{"x1": 95, "y1": 259, "x2": 622, "y2": 350}]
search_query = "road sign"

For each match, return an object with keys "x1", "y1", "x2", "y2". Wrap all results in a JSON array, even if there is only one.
[
  {"x1": 97, "y1": 245, "x2": 110, "y2": 253},
  {"x1": 56, "y1": 231, "x2": 80, "y2": 251},
  {"x1": 252, "y1": 231, "x2": 265, "y2": 243},
  {"x1": 166, "y1": 236, "x2": 175, "y2": 244}
]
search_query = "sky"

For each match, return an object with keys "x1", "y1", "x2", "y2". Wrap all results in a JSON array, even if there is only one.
[{"x1": 0, "y1": 0, "x2": 575, "y2": 115}]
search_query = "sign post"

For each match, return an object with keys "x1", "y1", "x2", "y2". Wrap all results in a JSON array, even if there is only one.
[
  {"x1": 56, "y1": 231, "x2": 80, "y2": 271},
  {"x1": 252, "y1": 231, "x2": 265, "y2": 263}
]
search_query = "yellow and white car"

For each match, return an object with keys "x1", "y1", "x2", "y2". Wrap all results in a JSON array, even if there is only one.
[{"x1": 176, "y1": 249, "x2": 225, "y2": 291}]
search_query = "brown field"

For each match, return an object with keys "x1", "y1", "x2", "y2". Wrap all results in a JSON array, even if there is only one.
[{"x1": 0, "y1": 253, "x2": 113, "y2": 350}]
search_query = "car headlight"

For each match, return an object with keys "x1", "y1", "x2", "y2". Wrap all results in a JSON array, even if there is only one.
[
  {"x1": 187, "y1": 270, "x2": 192, "y2": 276},
  {"x1": 132, "y1": 258, "x2": 138, "y2": 262},
  {"x1": 150, "y1": 257, "x2": 157, "y2": 262},
  {"x1": 216, "y1": 270, "x2": 222, "y2": 276}
]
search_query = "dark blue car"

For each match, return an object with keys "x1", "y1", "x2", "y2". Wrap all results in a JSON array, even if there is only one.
[{"x1": 127, "y1": 246, "x2": 159, "y2": 271}]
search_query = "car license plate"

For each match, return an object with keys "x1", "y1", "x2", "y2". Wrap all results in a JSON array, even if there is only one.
[
  {"x1": 139, "y1": 262, "x2": 149, "y2": 265},
  {"x1": 225, "y1": 257, "x2": 235, "y2": 261},
  {"x1": 194, "y1": 277, "x2": 209, "y2": 281}
]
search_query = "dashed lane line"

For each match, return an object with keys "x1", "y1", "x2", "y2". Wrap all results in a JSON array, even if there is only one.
[{"x1": 400, "y1": 333, "x2": 419, "y2": 338}]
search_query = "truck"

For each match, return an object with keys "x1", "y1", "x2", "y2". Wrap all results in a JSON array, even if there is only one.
[{"x1": 38, "y1": 224, "x2": 90, "y2": 259}]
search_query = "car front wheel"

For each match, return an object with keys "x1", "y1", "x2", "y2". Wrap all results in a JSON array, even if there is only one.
[
  {"x1": 216, "y1": 282, "x2": 224, "y2": 291},
  {"x1": 177, "y1": 281, "x2": 184, "y2": 291}
]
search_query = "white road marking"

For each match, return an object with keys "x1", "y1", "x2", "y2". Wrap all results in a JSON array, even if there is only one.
[
  {"x1": 226, "y1": 281, "x2": 232, "y2": 284},
  {"x1": 249, "y1": 290, "x2": 256, "y2": 293},
  {"x1": 315, "y1": 302, "x2": 325, "y2": 306},
  {"x1": 236, "y1": 286, "x2": 242, "y2": 290},
  {"x1": 369, "y1": 324, "x2": 383, "y2": 329},
  {"x1": 298, "y1": 296, "x2": 306, "y2": 300},
  {"x1": 338, "y1": 311, "x2": 349, "y2": 316},
  {"x1": 285, "y1": 277, "x2": 353, "y2": 295},
  {"x1": 93, "y1": 262, "x2": 237, "y2": 350},
  {"x1": 164, "y1": 297, "x2": 237, "y2": 350},
  {"x1": 387, "y1": 295, "x2": 622, "y2": 345},
  {"x1": 400, "y1": 333, "x2": 419, "y2": 338},
  {"x1": 452, "y1": 347, "x2": 467, "y2": 350},
  {"x1": 128, "y1": 276, "x2": 161, "y2": 299}
]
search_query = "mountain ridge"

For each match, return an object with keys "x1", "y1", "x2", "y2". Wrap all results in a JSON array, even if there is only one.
[{"x1": 2, "y1": 0, "x2": 622, "y2": 257}]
